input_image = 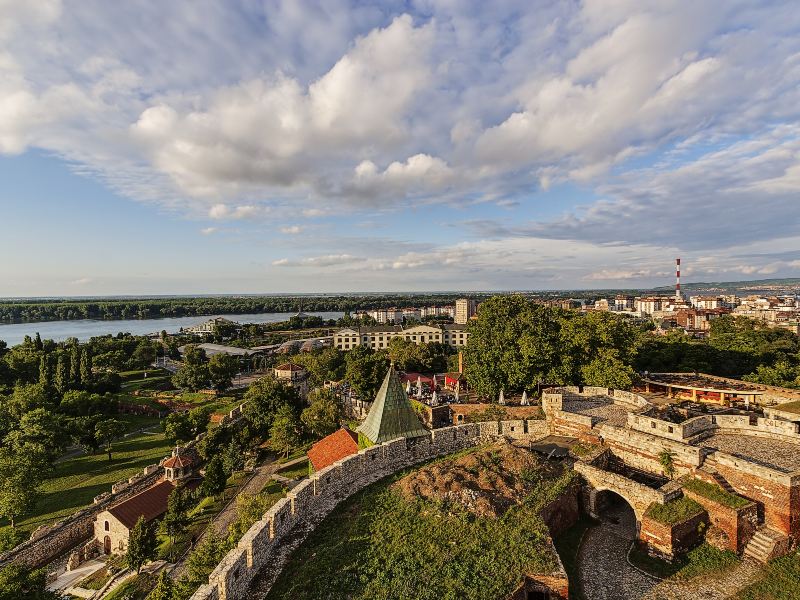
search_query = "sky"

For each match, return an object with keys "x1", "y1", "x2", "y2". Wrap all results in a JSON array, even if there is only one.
[{"x1": 1, "y1": 0, "x2": 800, "y2": 296}]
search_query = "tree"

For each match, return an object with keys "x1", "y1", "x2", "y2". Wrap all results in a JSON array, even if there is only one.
[
  {"x1": 270, "y1": 404, "x2": 301, "y2": 458},
  {"x1": 95, "y1": 418, "x2": 127, "y2": 461},
  {"x1": 79, "y1": 348, "x2": 93, "y2": 386},
  {"x1": 0, "y1": 446, "x2": 48, "y2": 528},
  {"x1": 148, "y1": 570, "x2": 175, "y2": 600},
  {"x1": 172, "y1": 345, "x2": 210, "y2": 392},
  {"x1": 68, "y1": 415, "x2": 102, "y2": 453},
  {"x1": 0, "y1": 563, "x2": 59, "y2": 600},
  {"x1": 208, "y1": 353, "x2": 239, "y2": 392},
  {"x1": 163, "y1": 412, "x2": 193, "y2": 445},
  {"x1": 37, "y1": 355, "x2": 52, "y2": 389},
  {"x1": 201, "y1": 455, "x2": 227, "y2": 499},
  {"x1": 55, "y1": 352, "x2": 71, "y2": 393},
  {"x1": 130, "y1": 340, "x2": 157, "y2": 370},
  {"x1": 580, "y1": 349, "x2": 637, "y2": 389},
  {"x1": 659, "y1": 449, "x2": 676, "y2": 480},
  {"x1": 222, "y1": 439, "x2": 245, "y2": 475},
  {"x1": 69, "y1": 346, "x2": 81, "y2": 386},
  {"x1": 6, "y1": 408, "x2": 68, "y2": 462},
  {"x1": 126, "y1": 516, "x2": 158, "y2": 574},
  {"x1": 7, "y1": 383, "x2": 51, "y2": 420},
  {"x1": 243, "y1": 376, "x2": 301, "y2": 438},
  {"x1": 301, "y1": 388, "x2": 340, "y2": 439},
  {"x1": 464, "y1": 296, "x2": 560, "y2": 396},
  {"x1": 344, "y1": 345, "x2": 390, "y2": 400},
  {"x1": 162, "y1": 485, "x2": 192, "y2": 555}
]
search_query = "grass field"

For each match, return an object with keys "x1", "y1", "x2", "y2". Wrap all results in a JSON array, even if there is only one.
[
  {"x1": 736, "y1": 551, "x2": 800, "y2": 599},
  {"x1": 629, "y1": 542, "x2": 740, "y2": 581},
  {"x1": 267, "y1": 449, "x2": 575, "y2": 600},
  {"x1": 1, "y1": 429, "x2": 173, "y2": 536}
]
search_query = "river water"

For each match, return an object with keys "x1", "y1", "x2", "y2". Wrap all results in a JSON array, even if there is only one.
[{"x1": 0, "y1": 312, "x2": 344, "y2": 347}]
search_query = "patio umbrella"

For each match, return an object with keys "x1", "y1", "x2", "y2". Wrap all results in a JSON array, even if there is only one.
[
  {"x1": 416, "y1": 375, "x2": 423, "y2": 399},
  {"x1": 406, "y1": 380, "x2": 411, "y2": 394},
  {"x1": 498, "y1": 389, "x2": 505, "y2": 405},
  {"x1": 431, "y1": 390, "x2": 438, "y2": 406},
  {"x1": 521, "y1": 390, "x2": 528, "y2": 406}
]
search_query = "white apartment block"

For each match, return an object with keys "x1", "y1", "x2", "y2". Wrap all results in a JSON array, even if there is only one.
[
  {"x1": 454, "y1": 299, "x2": 478, "y2": 324},
  {"x1": 334, "y1": 324, "x2": 469, "y2": 351}
]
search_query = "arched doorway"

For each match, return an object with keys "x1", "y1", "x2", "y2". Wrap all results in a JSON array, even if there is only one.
[
  {"x1": 592, "y1": 490, "x2": 637, "y2": 537},
  {"x1": 103, "y1": 535, "x2": 111, "y2": 554}
]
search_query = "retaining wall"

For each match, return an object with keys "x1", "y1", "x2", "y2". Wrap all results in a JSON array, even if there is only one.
[{"x1": 189, "y1": 420, "x2": 550, "y2": 600}]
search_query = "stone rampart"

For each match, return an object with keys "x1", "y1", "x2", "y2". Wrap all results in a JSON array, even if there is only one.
[
  {"x1": 0, "y1": 464, "x2": 163, "y2": 569},
  {"x1": 189, "y1": 420, "x2": 550, "y2": 600},
  {"x1": 0, "y1": 438, "x2": 204, "y2": 571},
  {"x1": 627, "y1": 413, "x2": 714, "y2": 441},
  {"x1": 595, "y1": 424, "x2": 703, "y2": 476}
]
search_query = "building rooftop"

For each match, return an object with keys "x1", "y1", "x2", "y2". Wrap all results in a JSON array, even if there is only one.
[
  {"x1": 107, "y1": 479, "x2": 198, "y2": 529},
  {"x1": 643, "y1": 373, "x2": 764, "y2": 393},
  {"x1": 178, "y1": 343, "x2": 260, "y2": 357},
  {"x1": 307, "y1": 428, "x2": 359, "y2": 472},
  {"x1": 357, "y1": 364, "x2": 429, "y2": 444},
  {"x1": 274, "y1": 363, "x2": 305, "y2": 372}
]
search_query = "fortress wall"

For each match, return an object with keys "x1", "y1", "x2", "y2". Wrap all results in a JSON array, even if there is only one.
[{"x1": 195, "y1": 421, "x2": 544, "y2": 600}]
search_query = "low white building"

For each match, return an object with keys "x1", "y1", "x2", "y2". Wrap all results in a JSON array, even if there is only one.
[{"x1": 334, "y1": 323, "x2": 469, "y2": 351}]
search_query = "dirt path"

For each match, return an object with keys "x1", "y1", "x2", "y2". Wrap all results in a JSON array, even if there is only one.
[{"x1": 169, "y1": 456, "x2": 307, "y2": 580}]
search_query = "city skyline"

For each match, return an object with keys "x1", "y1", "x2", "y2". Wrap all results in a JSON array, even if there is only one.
[{"x1": 2, "y1": 1, "x2": 800, "y2": 295}]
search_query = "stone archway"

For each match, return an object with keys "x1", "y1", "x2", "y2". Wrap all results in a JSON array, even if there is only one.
[
  {"x1": 103, "y1": 535, "x2": 111, "y2": 554},
  {"x1": 588, "y1": 488, "x2": 640, "y2": 534}
]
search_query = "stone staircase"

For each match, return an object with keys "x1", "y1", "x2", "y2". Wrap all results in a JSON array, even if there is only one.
[
  {"x1": 743, "y1": 527, "x2": 789, "y2": 563},
  {"x1": 700, "y1": 464, "x2": 737, "y2": 494}
]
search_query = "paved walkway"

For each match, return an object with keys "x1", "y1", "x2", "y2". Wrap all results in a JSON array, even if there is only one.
[
  {"x1": 577, "y1": 502, "x2": 660, "y2": 600},
  {"x1": 642, "y1": 559, "x2": 761, "y2": 600},
  {"x1": 170, "y1": 456, "x2": 306, "y2": 580},
  {"x1": 47, "y1": 559, "x2": 106, "y2": 592}
]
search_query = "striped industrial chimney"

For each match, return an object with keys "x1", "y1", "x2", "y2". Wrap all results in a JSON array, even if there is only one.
[{"x1": 675, "y1": 258, "x2": 681, "y2": 299}]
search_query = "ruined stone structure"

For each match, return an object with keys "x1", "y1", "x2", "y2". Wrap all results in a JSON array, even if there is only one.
[
  {"x1": 188, "y1": 419, "x2": 552, "y2": 600},
  {"x1": 542, "y1": 385, "x2": 800, "y2": 561}
]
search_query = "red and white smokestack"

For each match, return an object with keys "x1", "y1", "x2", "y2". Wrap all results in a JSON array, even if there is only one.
[{"x1": 675, "y1": 258, "x2": 681, "y2": 299}]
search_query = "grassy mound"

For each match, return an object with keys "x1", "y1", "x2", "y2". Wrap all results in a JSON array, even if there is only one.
[{"x1": 267, "y1": 444, "x2": 576, "y2": 600}]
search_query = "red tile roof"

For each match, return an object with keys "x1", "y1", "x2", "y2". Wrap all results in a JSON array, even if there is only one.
[
  {"x1": 163, "y1": 453, "x2": 196, "y2": 469},
  {"x1": 275, "y1": 363, "x2": 305, "y2": 372},
  {"x1": 307, "y1": 428, "x2": 359, "y2": 472},
  {"x1": 107, "y1": 478, "x2": 201, "y2": 530}
]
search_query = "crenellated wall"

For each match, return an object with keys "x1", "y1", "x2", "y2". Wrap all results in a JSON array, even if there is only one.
[{"x1": 188, "y1": 420, "x2": 550, "y2": 600}]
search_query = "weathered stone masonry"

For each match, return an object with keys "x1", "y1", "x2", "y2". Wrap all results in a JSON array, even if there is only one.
[{"x1": 188, "y1": 420, "x2": 551, "y2": 600}]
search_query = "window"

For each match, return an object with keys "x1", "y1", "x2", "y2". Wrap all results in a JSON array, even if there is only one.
[
  {"x1": 104, "y1": 521, "x2": 109, "y2": 531},
  {"x1": 651, "y1": 422, "x2": 656, "y2": 428},
  {"x1": 668, "y1": 426, "x2": 674, "y2": 433}
]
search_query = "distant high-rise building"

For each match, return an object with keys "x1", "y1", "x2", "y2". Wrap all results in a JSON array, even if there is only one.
[{"x1": 455, "y1": 298, "x2": 477, "y2": 324}]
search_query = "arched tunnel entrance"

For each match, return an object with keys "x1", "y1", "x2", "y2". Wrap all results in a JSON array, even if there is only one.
[
  {"x1": 577, "y1": 490, "x2": 658, "y2": 600},
  {"x1": 592, "y1": 490, "x2": 638, "y2": 536}
]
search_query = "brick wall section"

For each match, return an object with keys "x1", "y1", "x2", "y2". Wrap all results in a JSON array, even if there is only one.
[
  {"x1": 706, "y1": 455, "x2": 800, "y2": 539},
  {"x1": 682, "y1": 486, "x2": 758, "y2": 553},
  {"x1": 639, "y1": 511, "x2": 708, "y2": 561},
  {"x1": 189, "y1": 421, "x2": 555, "y2": 600}
]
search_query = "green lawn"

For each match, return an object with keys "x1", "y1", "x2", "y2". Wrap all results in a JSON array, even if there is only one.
[
  {"x1": 276, "y1": 459, "x2": 310, "y2": 480},
  {"x1": 104, "y1": 572, "x2": 157, "y2": 600},
  {"x1": 629, "y1": 542, "x2": 740, "y2": 581},
  {"x1": 1, "y1": 430, "x2": 173, "y2": 536},
  {"x1": 644, "y1": 497, "x2": 705, "y2": 525},
  {"x1": 267, "y1": 451, "x2": 576, "y2": 600},
  {"x1": 553, "y1": 516, "x2": 595, "y2": 600},
  {"x1": 736, "y1": 551, "x2": 800, "y2": 599}
]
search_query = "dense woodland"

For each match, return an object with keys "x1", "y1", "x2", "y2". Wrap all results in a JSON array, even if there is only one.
[{"x1": 464, "y1": 296, "x2": 800, "y2": 394}]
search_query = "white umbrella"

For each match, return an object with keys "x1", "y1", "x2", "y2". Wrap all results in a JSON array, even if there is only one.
[
  {"x1": 455, "y1": 388, "x2": 460, "y2": 402},
  {"x1": 406, "y1": 380, "x2": 411, "y2": 394},
  {"x1": 431, "y1": 390, "x2": 438, "y2": 406},
  {"x1": 498, "y1": 389, "x2": 505, "y2": 405},
  {"x1": 521, "y1": 390, "x2": 528, "y2": 406},
  {"x1": 416, "y1": 375, "x2": 423, "y2": 399}
]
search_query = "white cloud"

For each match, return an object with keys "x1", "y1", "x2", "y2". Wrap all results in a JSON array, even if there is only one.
[
  {"x1": 280, "y1": 225, "x2": 303, "y2": 235},
  {"x1": 208, "y1": 204, "x2": 261, "y2": 220},
  {"x1": 70, "y1": 277, "x2": 92, "y2": 285},
  {"x1": 272, "y1": 254, "x2": 364, "y2": 268},
  {"x1": 200, "y1": 227, "x2": 217, "y2": 235}
]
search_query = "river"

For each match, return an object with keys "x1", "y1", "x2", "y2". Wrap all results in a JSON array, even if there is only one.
[{"x1": 0, "y1": 312, "x2": 345, "y2": 347}]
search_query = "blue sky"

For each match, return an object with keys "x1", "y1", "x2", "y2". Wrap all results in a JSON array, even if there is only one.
[{"x1": 1, "y1": 1, "x2": 800, "y2": 296}]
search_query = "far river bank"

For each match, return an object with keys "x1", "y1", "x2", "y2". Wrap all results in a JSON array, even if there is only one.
[{"x1": 0, "y1": 311, "x2": 344, "y2": 347}]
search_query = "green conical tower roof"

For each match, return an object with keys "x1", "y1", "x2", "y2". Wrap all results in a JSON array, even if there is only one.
[{"x1": 357, "y1": 364, "x2": 429, "y2": 444}]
